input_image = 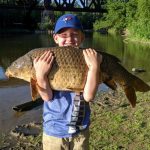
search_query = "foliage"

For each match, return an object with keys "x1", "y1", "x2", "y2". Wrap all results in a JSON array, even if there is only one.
[
  {"x1": 125, "y1": 0, "x2": 137, "y2": 24},
  {"x1": 93, "y1": 0, "x2": 127, "y2": 31},
  {"x1": 93, "y1": 0, "x2": 150, "y2": 41},
  {"x1": 93, "y1": 19, "x2": 112, "y2": 31},
  {"x1": 127, "y1": 0, "x2": 150, "y2": 40},
  {"x1": 106, "y1": 0, "x2": 127, "y2": 30}
]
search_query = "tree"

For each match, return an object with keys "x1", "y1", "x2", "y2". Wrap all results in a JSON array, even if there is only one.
[
  {"x1": 93, "y1": 0, "x2": 127, "y2": 32},
  {"x1": 127, "y1": 0, "x2": 150, "y2": 40}
]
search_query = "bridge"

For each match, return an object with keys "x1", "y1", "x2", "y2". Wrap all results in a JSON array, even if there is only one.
[{"x1": 0, "y1": 0, "x2": 107, "y2": 13}]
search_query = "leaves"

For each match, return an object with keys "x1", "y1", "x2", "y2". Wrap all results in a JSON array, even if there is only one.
[{"x1": 93, "y1": 0, "x2": 150, "y2": 40}]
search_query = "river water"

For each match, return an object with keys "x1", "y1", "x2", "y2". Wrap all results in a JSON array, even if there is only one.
[{"x1": 0, "y1": 32, "x2": 150, "y2": 134}]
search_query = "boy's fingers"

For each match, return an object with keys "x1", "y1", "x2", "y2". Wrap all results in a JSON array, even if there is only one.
[
  {"x1": 84, "y1": 48, "x2": 94, "y2": 56},
  {"x1": 92, "y1": 49, "x2": 97, "y2": 55},
  {"x1": 48, "y1": 56, "x2": 54, "y2": 65},
  {"x1": 83, "y1": 50, "x2": 88, "y2": 59},
  {"x1": 83, "y1": 50, "x2": 86, "y2": 55},
  {"x1": 39, "y1": 51, "x2": 48, "y2": 60},
  {"x1": 40, "y1": 51, "x2": 51, "y2": 61},
  {"x1": 44, "y1": 52, "x2": 51, "y2": 61},
  {"x1": 83, "y1": 49, "x2": 91, "y2": 55},
  {"x1": 44, "y1": 52, "x2": 53, "y2": 62},
  {"x1": 88, "y1": 48, "x2": 97, "y2": 55},
  {"x1": 44, "y1": 51, "x2": 51, "y2": 61},
  {"x1": 47, "y1": 54, "x2": 54, "y2": 64},
  {"x1": 83, "y1": 49, "x2": 97, "y2": 59}
]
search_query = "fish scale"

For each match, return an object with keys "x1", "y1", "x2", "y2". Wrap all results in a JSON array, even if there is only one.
[
  {"x1": 29, "y1": 47, "x2": 88, "y2": 91},
  {"x1": 5, "y1": 46, "x2": 150, "y2": 107}
]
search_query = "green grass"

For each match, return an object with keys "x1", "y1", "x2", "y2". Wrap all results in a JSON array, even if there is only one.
[
  {"x1": 89, "y1": 89, "x2": 150, "y2": 150},
  {"x1": 1, "y1": 88, "x2": 150, "y2": 150}
]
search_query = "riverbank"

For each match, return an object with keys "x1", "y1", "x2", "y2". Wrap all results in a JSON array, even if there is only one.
[
  {"x1": 107, "y1": 28, "x2": 150, "y2": 45},
  {"x1": 1, "y1": 86, "x2": 150, "y2": 149}
]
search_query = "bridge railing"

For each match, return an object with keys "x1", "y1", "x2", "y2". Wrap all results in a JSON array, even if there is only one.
[{"x1": 0, "y1": 0, "x2": 107, "y2": 12}]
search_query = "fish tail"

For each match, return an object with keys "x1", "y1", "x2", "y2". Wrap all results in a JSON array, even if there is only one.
[
  {"x1": 123, "y1": 75, "x2": 150, "y2": 108},
  {"x1": 124, "y1": 86, "x2": 136, "y2": 108},
  {"x1": 132, "y1": 75, "x2": 150, "y2": 92}
]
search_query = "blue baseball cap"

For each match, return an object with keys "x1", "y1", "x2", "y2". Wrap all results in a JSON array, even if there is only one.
[{"x1": 54, "y1": 14, "x2": 83, "y2": 34}]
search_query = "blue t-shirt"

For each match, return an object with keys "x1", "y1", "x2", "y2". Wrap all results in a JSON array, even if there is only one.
[{"x1": 43, "y1": 90, "x2": 91, "y2": 138}]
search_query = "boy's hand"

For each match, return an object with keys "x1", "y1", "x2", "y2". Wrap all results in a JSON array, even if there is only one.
[
  {"x1": 83, "y1": 48, "x2": 102, "y2": 71},
  {"x1": 33, "y1": 51, "x2": 54, "y2": 80},
  {"x1": 83, "y1": 48, "x2": 102, "y2": 101},
  {"x1": 33, "y1": 51, "x2": 54, "y2": 101}
]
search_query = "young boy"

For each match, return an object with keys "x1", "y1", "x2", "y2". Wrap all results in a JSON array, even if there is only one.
[{"x1": 34, "y1": 14, "x2": 102, "y2": 150}]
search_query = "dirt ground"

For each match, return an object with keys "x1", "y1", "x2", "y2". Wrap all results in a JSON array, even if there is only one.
[
  {"x1": 0, "y1": 81, "x2": 150, "y2": 149},
  {"x1": 0, "y1": 81, "x2": 43, "y2": 149},
  {"x1": 0, "y1": 87, "x2": 129, "y2": 149}
]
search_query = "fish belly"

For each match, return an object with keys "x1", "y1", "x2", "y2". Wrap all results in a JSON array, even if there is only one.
[{"x1": 31, "y1": 47, "x2": 88, "y2": 91}]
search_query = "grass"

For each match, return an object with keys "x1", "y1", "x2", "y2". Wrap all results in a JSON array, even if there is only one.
[
  {"x1": 1, "y1": 88, "x2": 150, "y2": 150},
  {"x1": 89, "y1": 89, "x2": 150, "y2": 150}
]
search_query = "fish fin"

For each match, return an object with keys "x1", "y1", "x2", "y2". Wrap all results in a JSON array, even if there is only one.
[
  {"x1": 104, "y1": 79, "x2": 117, "y2": 90},
  {"x1": 30, "y1": 78, "x2": 40, "y2": 101},
  {"x1": 102, "y1": 73, "x2": 117, "y2": 90},
  {"x1": 124, "y1": 86, "x2": 136, "y2": 108},
  {"x1": 132, "y1": 75, "x2": 150, "y2": 92}
]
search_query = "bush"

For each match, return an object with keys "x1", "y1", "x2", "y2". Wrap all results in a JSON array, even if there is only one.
[
  {"x1": 93, "y1": 19, "x2": 112, "y2": 31},
  {"x1": 127, "y1": 0, "x2": 150, "y2": 40},
  {"x1": 93, "y1": 0, "x2": 150, "y2": 40}
]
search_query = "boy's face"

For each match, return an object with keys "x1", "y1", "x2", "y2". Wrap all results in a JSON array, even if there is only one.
[{"x1": 53, "y1": 28, "x2": 84, "y2": 47}]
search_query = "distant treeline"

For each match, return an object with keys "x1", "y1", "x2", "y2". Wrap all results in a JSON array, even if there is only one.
[
  {"x1": 0, "y1": 0, "x2": 149, "y2": 41},
  {"x1": 93, "y1": 0, "x2": 150, "y2": 41}
]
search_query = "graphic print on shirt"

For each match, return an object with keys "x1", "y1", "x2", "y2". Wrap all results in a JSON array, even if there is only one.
[{"x1": 68, "y1": 93, "x2": 89, "y2": 134}]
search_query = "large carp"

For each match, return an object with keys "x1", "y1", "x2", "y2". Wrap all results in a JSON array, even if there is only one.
[{"x1": 5, "y1": 46, "x2": 150, "y2": 107}]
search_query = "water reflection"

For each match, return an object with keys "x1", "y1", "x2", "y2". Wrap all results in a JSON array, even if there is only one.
[
  {"x1": 0, "y1": 33, "x2": 55, "y2": 70},
  {"x1": 83, "y1": 32, "x2": 150, "y2": 82}
]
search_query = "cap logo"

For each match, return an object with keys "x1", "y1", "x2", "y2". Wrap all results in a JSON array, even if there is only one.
[{"x1": 63, "y1": 16, "x2": 73, "y2": 23}]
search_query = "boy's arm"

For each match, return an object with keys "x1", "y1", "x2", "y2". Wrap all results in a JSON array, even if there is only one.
[
  {"x1": 33, "y1": 51, "x2": 54, "y2": 101},
  {"x1": 83, "y1": 48, "x2": 102, "y2": 102}
]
